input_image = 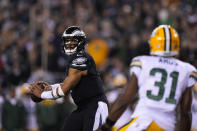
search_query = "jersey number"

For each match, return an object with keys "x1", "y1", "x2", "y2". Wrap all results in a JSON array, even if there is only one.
[{"x1": 146, "y1": 68, "x2": 179, "y2": 104}]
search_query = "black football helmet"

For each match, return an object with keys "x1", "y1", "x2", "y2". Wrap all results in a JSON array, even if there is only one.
[{"x1": 62, "y1": 26, "x2": 86, "y2": 55}]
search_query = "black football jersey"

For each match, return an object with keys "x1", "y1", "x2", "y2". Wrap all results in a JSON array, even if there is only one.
[{"x1": 66, "y1": 51, "x2": 105, "y2": 106}]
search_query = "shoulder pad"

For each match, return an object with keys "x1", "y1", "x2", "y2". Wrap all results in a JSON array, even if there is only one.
[
  {"x1": 130, "y1": 57, "x2": 142, "y2": 68},
  {"x1": 70, "y1": 56, "x2": 88, "y2": 70}
]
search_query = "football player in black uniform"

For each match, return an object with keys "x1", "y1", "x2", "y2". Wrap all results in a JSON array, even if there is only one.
[{"x1": 30, "y1": 26, "x2": 109, "y2": 131}]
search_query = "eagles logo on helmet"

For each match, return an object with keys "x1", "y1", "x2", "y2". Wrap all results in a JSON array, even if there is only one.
[
  {"x1": 62, "y1": 26, "x2": 87, "y2": 55},
  {"x1": 149, "y1": 25, "x2": 180, "y2": 57}
]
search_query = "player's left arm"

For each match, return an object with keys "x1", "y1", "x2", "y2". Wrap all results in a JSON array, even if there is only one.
[{"x1": 177, "y1": 86, "x2": 192, "y2": 131}]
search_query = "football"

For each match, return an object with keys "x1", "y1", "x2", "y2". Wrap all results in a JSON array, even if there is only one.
[{"x1": 30, "y1": 82, "x2": 49, "y2": 103}]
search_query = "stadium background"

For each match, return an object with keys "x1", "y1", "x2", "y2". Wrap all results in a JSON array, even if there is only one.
[{"x1": 0, "y1": 0, "x2": 197, "y2": 131}]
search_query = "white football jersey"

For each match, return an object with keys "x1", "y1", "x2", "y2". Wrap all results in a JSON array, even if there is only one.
[{"x1": 129, "y1": 55, "x2": 197, "y2": 131}]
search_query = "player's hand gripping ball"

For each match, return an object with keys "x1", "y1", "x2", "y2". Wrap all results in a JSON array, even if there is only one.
[{"x1": 30, "y1": 81, "x2": 50, "y2": 103}]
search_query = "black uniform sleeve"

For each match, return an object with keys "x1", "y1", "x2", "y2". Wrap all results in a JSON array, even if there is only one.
[{"x1": 69, "y1": 56, "x2": 88, "y2": 71}]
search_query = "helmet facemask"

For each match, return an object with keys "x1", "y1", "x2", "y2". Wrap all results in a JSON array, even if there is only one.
[
  {"x1": 62, "y1": 26, "x2": 86, "y2": 55},
  {"x1": 62, "y1": 37, "x2": 79, "y2": 55}
]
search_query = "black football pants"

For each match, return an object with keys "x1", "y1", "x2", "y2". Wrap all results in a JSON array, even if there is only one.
[{"x1": 61, "y1": 101, "x2": 108, "y2": 131}]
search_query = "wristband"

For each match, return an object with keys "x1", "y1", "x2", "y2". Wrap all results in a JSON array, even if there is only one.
[
  {"x1": 41, "y1": 91, "x2": 54, "y2": 100},
  {"x1": 58, "y1": 86, "x2": 64, "y2": 96},
  {"x1": 41, "y1": 84, "x2": 65, "y2": 99},
  {"x1": 106, "y1": 118, "x2": 116, "y2": 127},
  {"x1": 51, "y1": 84, "x2": 60, "y2": 90}
]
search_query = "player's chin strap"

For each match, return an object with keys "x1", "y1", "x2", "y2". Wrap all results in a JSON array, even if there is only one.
[{"x1": 41, "y1": 84, "x2": 65, "y2": 100}]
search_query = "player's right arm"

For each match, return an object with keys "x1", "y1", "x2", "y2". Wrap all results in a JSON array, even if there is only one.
[
  {"x1": 30, "y1": 67, "x2": 87, "y2": 99},
  {"x1": 30, "y1": 55, "x2": 88, "y2": 100},
  {"x1": 97, "y1": 57, "x2": 141, "y2": 131},
  {"x1": 98, "y1": 73, "x2": 138, "y2": 131},
  {"x1": 105, "y1": 57, "x2": 141, "y2": 122},
  {"x1": 60, "y1": 67, "x2": 87, "y2": 94}
]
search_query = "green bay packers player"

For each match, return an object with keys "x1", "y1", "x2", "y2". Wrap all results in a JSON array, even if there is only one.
[{"x1": 97, "y1": 25, "x2": 197, "y2": 131}]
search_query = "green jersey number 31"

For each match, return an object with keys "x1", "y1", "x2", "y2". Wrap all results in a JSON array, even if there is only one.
[{"x1": 147, "y1": 68, "x2": 179, "y2": 104}]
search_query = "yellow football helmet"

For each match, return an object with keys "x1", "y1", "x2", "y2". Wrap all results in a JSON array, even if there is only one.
[{"x1": 149, "y1": 25, "x2": 180, "y2": 56}]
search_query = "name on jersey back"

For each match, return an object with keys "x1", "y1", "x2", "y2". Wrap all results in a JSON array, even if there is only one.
[{"x1": 159, "y1": 57, "x2": 178, "y2": 66}]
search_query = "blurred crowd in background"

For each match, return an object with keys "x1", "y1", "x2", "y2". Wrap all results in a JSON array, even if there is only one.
[{"x1": 0, "y1": 0, "x2": 197, "y2": 131}]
